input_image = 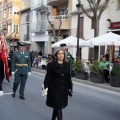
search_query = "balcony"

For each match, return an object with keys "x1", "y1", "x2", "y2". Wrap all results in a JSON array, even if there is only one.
[
  {"x1": 6, "y1": 32, "x2": 19, "y2": 40},
  {"x1": 31, "y1": 0, "x2": 47, "y2": 10},
  {"x1": 7, "y1": 0, "x2": 21, "y2": 7},
  {"x1": 31, "y1": 20, "x2": 46, "y2": 33},
  {"x1": 7, "y1": 14, "x2": 19, "y2": 24},
  {"x1": 47, "y1": 15, "x2": 70, "y2": 31},
  {"x1": 47, "y1": 0, "x2": 68, "y2": 6},
  {"x1": 24, "y1": 34, "x2": 29, "y2": 41}
]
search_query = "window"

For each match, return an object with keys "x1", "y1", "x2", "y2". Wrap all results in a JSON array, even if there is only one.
[
  {"x1": 14, "y1": 25, "x2": 18, "y2": 32},
  {"x1": 4, "y1": 9, "x2": 7, "y2": 18},
  {"x1": 9, "y1": 6, "x2": 13, "y2": 15},
  {"x1": 8, "y1": 24, "x2": 12, "y2": 33}
]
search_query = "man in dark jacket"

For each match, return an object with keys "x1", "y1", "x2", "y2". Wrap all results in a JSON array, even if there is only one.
[{"x1": 60, "y1": 43, "x2": 75, "y2": 76}]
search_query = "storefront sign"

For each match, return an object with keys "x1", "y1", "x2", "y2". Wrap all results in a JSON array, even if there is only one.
[{"x1": 110, "y1": 22, "x2": 120, "y2": 29}]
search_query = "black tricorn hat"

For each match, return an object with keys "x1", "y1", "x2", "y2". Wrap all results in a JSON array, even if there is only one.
[
  {"x1": 17, "y1": 42, "x2": 26, "y2": 46},
  {"x1": 60, "y1": 43, "x2": 67, "y2": 47}
]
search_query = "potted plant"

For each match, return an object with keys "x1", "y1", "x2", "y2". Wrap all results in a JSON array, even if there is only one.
[
  {"x1": 90, "y1": 61, "x2": 104, "y2": 83},
  {"x1": 110, "y1": 64, "x2": 120, "y2": 87},
  {"x1": 72, "y1": 60, "x2": 88, "y2": 80}
]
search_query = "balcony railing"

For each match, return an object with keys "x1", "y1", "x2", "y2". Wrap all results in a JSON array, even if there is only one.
[
  {"x1": 49, "y1": 14, "x2": 68, "y2": 20},
  {"x1": 47, "y1": 15, "x2": 70, "y2": 30},
  {"x1": 24, "y1": 34, "x2": 29, "y2": 41},
  {"x1": 26, "y1": 15, "x2": 30, "y2": 22},
  {"x1": 31, "y1": 20, "x2": 46, "y2": 33}
]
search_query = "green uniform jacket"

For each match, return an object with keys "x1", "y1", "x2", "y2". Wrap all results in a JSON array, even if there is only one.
[{"x1": 11, "y1": 51, "x2": 31, "y2": 75}]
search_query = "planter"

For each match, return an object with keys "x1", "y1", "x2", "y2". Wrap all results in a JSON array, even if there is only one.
[
  {"x1": 110, "y1": 75, "x2": 120, "y2": 87},
  {"x1": 75, "y1": 71, "x2": 88, "y2": 80},
  {"x1": 90, "y1": 72, "x2": 104, "y2": 83}
]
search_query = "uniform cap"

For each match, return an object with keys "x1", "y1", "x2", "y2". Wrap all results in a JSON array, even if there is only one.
[
  {"x1": 17, "y1": 42, "x2": 26, "y2": 46},
  {"x1": 60, "y1": 43, "x2": 67, "y2": 47}
]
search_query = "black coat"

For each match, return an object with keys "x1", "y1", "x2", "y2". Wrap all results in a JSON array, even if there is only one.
[{"x1": 44, "y1": 60, "x2": 73, "y2": 109}]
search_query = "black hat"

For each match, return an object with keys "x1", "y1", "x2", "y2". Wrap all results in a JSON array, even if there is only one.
[
  {"x1": 60, "y1": 43, "x2": 67, "y2": 47},
  {"x1": 17, "y1": 42, "x2": 26, "y2": 46}
]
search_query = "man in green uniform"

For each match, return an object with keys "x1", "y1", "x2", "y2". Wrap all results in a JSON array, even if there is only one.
[{"x1": 11, "y1": 42, "x2": 31, "y2": 100}]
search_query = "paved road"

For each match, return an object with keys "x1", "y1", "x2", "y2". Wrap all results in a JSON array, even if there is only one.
[{"x1": 0, "y1": 71, "x2": 120, "y2": 120}]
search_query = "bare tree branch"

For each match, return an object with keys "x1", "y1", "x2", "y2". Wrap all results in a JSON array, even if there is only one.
[
  {"x1": 98, "y1": 0, "x2": 110, "y2": 20},
  {"x1": 44, "y1": 7, "x2": 57, "y2": 42},
  {"x1": 78, "y1": 0, "x2": 93, "y2": 19},
  {"x1": 89, "y1": 0, "x2": 94, "y2": 5},
  {"x1": 57, "y1": 17, "x2": 62, "y2": 40},
  {"x1": 95, "y1": 0, "x2": 101, "y2": 12},
  {"x1": 87, "y1": 0, "x2": 95, "y2": 12}
]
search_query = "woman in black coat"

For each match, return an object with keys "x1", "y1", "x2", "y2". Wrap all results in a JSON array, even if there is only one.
[{"x1": 44, "y1": 48, "x2": 73, "y2": 120}]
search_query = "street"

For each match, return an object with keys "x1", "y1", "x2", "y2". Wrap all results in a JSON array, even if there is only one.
[{"x1": 0, "y1": 71, "x2": 120, "y2": 120}]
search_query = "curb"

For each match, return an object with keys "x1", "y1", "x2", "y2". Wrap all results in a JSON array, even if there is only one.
[{"x1": 32, "y1": 68, "x2": 120, "y2": 93}]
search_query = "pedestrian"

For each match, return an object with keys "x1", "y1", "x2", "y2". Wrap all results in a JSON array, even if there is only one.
[
  {"x1": 29, "y1": 51, "x2": 34, "y2": 67},
  {"x1": 38, "y1": 50, "x2": 42, "y2": 56},
  {"x1": 100, "y1": 57, "x2": 110, "y2": 83},
  {"x1": 33, "y1": 56, "x2": 39, "y2": 68},
  {"x1": 11, "y1": 42, "x2": 31, "y2": 100},
  {"x1": 60, "y1": 43, "x2": 74, "y2": 76},
  {"x1": 118, "y1": 57, "x2": 120, "y2": 64},
  {"x1": 113, "y1": 56, "x2": 118, "y2": 65},
  {"x1": 43, "y1": 48, "x2": 73, "y2": 120},
  {"x1": 105, "y1": 50, "x2": 109, "y2": 61}
]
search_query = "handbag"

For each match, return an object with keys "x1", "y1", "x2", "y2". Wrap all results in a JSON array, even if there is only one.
[{"x1": 42, "y1": 84, "x2": 48, "y2": 96}]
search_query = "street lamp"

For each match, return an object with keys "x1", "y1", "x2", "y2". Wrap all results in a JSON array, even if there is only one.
[{"x1": 76, "y1": 3, "x2": 82, "y2": 61}]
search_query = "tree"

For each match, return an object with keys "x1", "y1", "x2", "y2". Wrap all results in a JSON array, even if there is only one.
[
  {"x1": 44, "y1": 7, "x2": 62, "y2": 42},
  {"x1": 78, "y1": 0, "x2": 110, "y2": 37},
  {"x1": 78, "y1": 0, "x2": 110, "y2": 60}
]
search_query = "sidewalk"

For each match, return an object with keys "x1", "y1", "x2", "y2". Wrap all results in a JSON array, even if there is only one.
[{"x1": 32, "y1": 67, "x2": 120, "y2": 93}]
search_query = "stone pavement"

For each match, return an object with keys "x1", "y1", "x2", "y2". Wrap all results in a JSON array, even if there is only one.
[{"x1": 32, "y1": 67, "x2": 120, "y2": 93}]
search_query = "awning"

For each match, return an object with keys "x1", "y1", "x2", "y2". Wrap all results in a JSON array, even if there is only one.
[
  {"x1": 107, "y1": 29, "x2": 120, "y2": 32},
  {"x1": 31, "y1": 35, "x2": 49, "y2": 42}
]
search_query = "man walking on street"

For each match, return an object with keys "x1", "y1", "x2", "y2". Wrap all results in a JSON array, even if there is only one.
[{"x1": 11, "y1": 42, "x2": 31, "y2": 100}]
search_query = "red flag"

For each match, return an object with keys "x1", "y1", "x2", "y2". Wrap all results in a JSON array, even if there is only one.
[{"x1": 0, "y1": 35, "x2": 10, "y2": 82}]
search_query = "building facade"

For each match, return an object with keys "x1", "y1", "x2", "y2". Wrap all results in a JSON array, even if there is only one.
[
  {"x1": 19, "y1": 0, "x2": 31, "y2": 51},
  {"x1": 47, "y1": 0, "x2": 71, "y2": 54},
  {"x1": 30, "y1": 0, "x2": 49, "y2": 54},
  {"x1": 69, "y1": 0, "x2": 120, "y2": 62},
  {"x1": 1, "y1": 0, "x2": 21, "y2": 50}
]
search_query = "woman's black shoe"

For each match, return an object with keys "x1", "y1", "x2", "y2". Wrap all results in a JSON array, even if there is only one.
[{"x1": 19, "y1": 96, "x2": 25, "y2": 100}]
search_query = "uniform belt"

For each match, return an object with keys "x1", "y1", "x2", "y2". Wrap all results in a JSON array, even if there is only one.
[{"x1": 16, "y1": 64, "x2": 28, "y2": 66}]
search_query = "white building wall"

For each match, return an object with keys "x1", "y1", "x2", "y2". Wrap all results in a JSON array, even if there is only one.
[
  {"x1": 70, "y1": 0, "x2": 119, "y2": 62},
  {"x1": 20, "y1": 12, "x2": 27, "y2": 42}
]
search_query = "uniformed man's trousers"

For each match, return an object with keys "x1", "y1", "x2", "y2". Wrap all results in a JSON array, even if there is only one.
[{"x1": 13, "y1": 74, "x2": 28, "y2": 97}]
